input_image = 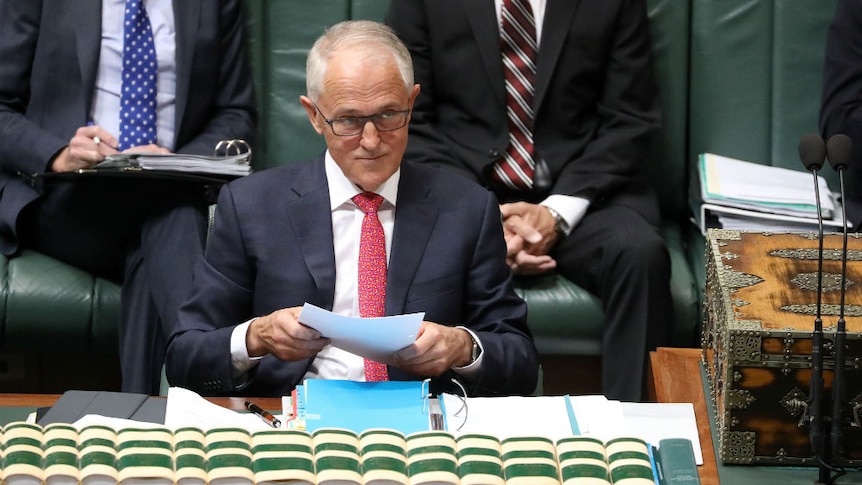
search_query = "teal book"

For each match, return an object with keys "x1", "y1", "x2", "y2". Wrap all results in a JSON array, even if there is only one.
[
  {"x1": 300, "y1": 379, "x2": 430, "y2": 434},
  {"x1": 655, "y1": 438, "x2": 700, "y2": 485}
]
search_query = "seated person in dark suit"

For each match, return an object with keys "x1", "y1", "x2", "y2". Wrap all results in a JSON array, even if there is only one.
[
  {"x1": 0, "y1": 0, "x2": 256, "y2": 394},
  {"x1": 386, "y1": 0, "x2": 672, "y2": 401},
  {"x1": 821, "y1": 0, "x2": 862, "y2": 228},
  {"x1": 165, "y1": 20, "x2": 539, "y2": 397}
]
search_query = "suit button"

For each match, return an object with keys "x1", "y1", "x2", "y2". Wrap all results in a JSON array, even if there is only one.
[{"x1": 487, "y1": 149, "x2": 500, "y2": 158}]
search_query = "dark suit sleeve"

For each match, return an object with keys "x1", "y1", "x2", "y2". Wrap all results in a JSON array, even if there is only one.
[
  {"x1": 0, "y1": 0, "x2": 68, "y2": 175},
  {"x1": 173, "y1": 0, "x2": 257, "y2": 156},
  {"x1": 385, "y1": 0, "x2": 480, "y2": 183},
  {"x1": 165, "y1": 183, "x2": 255, "y2": 394},
  {"x1": 454, "y1": 191, "x2": 538, "y2": 396},
  {"x1": 820, "y1": 0, "x2": 862, "y2": 167},
  {"x1": 549, "y1": 0, "x2": 660, "y2": 199}
]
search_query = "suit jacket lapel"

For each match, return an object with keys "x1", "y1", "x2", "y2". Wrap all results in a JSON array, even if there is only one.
[
  {"x1": 172, "y1": 0, "x2": 201, "y2": 140},
  {"x1": 75, "y1": 0, "x2": 103, "y2": 113},
  {"x1": 286, "y1": 159, "x2": 337, "y2": 310},
  {"x1": 386, "y1": 164, "x2": 439, "y2": 315},
  {"x1": 534, "y1": 0, "x2": 579, "y2": 112},
  {"x1": 464, "y1": 0, "x2": 506, "y2": 106}
]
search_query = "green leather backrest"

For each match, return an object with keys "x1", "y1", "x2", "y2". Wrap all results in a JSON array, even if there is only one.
[
  {"x1": 646, "y1": 0, "x2": 691, "y2": 220},
  {"x1": 243, "y1": 0, "x2": 691, "y2": 221},
  {"x1": 243, "y1": 0, "x2": 389, "y2": 171},
  {"x1": 689, "y1": 0, "x2": 838, "y2": 183}
]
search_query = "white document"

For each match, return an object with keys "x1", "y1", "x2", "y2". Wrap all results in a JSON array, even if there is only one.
[
  {"x1": 620, "y1": 402, "x2": 703, "y2": 465},
  {"x1": 164, "y1": 387, "x2": 277, "y2": 431},
  {"x1": 698, "y1": 201, "x2": 849, "y2": 235},
  {"x1": 699, "y1": 153, "x2": 835, "y2": 217},
  {"x1": 440, "y1": 394, "x2": 578, "y2": 442},
  {"x1": 299, "y1": 303, "x2": 424, "y2": 362},
  {"x1": 568, "y1": 394, "x2": 627, "y2": 441}
]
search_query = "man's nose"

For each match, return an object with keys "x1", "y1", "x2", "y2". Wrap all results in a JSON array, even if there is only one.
[{"x1": 359, "y1": 120, "x2": 381, "y2": 147}]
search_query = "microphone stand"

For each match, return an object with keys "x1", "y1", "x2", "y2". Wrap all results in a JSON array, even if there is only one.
[
  {"x1": 826, "y1": 133, "x2": 853, "y2": 473},
  {"x1": 799, "y1": 133, "x2": 830, "y2": 483},
  {"x1": 809, "y1": 166, "x2": 829, "y2": 484},
  {"x1": 831, "y1": 164, "x2": 847, "y2": 466}
]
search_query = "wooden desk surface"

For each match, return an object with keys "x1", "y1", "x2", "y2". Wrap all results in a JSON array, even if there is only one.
[
  {"x1": 650, "y1": 347, "x2": 719, "y2": 485},
  {"x1": 0, "y1": 394, "x2": 283, "y2": 412}
]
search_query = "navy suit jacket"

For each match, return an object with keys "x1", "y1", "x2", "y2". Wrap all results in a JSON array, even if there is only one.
[
  {"x1": 166, "y1": 157, "x2": 539, "y2": 397},
  {"x1": 387, "y1": 0, "x2": 661, "y2": 217},
  {"x1": 0, "y1": 0, "x2": 256, "y2": 255}
]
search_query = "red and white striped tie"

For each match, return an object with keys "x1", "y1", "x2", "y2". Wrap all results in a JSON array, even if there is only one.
[
  {"x1": 353, "y1": 192, "x2": 389, "y2": 382},
  {"x1": 493, "y1": 0, "x2": 538, "y2": 191}
]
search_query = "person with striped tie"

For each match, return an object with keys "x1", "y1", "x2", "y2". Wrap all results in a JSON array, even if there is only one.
[
  {"x1": 0, "y1": 0, "x2": 256, "y2": 395},
  {"x1": 386, "y1": 0, "x2": 672, "y2": 402},
  {"x1": 165, "y1": 20, "x2": 539, "y2": 398}
]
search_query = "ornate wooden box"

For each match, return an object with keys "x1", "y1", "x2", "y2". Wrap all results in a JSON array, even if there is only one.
[{"x1": 702, "y1": 229, "x2": 862, "y2": 466}]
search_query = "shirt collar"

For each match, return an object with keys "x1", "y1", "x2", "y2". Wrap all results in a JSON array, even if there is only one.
[{"x1": 324, "y1": 150, "x2": 400, "y2": 211}]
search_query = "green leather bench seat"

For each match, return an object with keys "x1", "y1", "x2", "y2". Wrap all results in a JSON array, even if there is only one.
[{"x1": 0, "y1": 250, "x2": 120, "y2": 354}]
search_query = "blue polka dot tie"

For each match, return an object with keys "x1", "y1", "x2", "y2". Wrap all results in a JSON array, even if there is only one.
[
  {"x1": 352, "y1": 192, "x2": 390, "y2": 382},
  {"x1": 119, "y1": 0, "x2": 158, "y2": 151}
]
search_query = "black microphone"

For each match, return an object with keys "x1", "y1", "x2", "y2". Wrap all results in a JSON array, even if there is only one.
[
  {"x1": 799, "y1": 133, "x2": 829, "y2": 481},
  {"x1": 826, "y1": 133, "x2": 852, "y2": 462}
]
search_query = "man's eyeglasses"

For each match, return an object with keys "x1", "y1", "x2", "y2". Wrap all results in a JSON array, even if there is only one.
[{"x1": 313, "y1": 103, "x2": 411, "y2": 136}]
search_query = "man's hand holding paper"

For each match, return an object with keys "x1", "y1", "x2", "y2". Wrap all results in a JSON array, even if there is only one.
[
  {"x1": 297, "y1": 303, "x2": 422, "y2": 364},
  {"x1": 246, "y1": 306, "x2": 331, "y2": 361}
]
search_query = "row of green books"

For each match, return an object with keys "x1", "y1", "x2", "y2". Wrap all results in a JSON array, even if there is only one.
[{"x1": 0, "y1": 421, "x2": 697, "y2": 484}]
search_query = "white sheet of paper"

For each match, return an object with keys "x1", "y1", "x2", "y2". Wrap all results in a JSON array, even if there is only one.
[
  {"x1": 299, "y1": 303, "x2": 424, "y2": 361},
  {"x1": 568, "y1": 394, "x2": 627, "y2": 441},
  {"x1": 164, "y1": 386, "x2": 277, "y2": 431},
  {"x1": 440, "y1": 394, "x2": 577, "y2": 442},
  {"x1": 620, "y1": 402, "x2": 704, "y2": 465}
]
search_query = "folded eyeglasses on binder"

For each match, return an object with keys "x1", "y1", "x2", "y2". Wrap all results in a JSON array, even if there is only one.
[{"x1": 424, "y1": 378, "x2": 469, "y2": 431}]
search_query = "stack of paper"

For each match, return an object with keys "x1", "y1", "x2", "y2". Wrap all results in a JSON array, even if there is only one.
[
  {"x1": 97, "y1": 151, "x2": 251, "y2": 176},
  {"x1": 696, "y1": 153, "x2": 849, "y2": 233}
]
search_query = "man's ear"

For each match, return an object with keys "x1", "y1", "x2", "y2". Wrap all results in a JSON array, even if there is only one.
[{"x1": 299, "y1": 95, "x2": 325, "y2": 135}]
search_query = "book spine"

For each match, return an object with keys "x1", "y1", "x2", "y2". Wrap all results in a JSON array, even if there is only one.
[
  {"x1": 657, "y1": 438, "x2": 700, "y2": 485},
  {"x1": 556, "y1": 436, "x2": 611, "y2": 485}
]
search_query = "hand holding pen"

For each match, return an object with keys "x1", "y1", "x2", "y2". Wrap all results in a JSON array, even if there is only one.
[{"x1": 52, "y1": 123, "x2": 119, "y2": 173}]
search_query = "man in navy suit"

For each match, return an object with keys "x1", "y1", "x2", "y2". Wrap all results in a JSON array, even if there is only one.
[
  {"x1": 165, "y1": 20, "x2": 539, "y2": 397},
  {"x1": 386, "y1": 0, "x2": 672, "y2": 401},
  {"x1": 0, "y1": 0, "x2": 256, "y2": 394}
]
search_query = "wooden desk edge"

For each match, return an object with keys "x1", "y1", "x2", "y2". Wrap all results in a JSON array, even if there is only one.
[
  {"x1": 650, "y1": 347, "x2": 719, "y2": 485},
  {"x1": 0, "y1": 394, "x2": 282, "y2": 413}
]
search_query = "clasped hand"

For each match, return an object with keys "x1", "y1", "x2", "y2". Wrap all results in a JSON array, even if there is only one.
[
  {"x1": 51, "y1": 124, "x2": 170, "y2": 173},
  {"x1": 500, "y1": 202, "x2": 560, "y2": 275},
  {"x1": 247, "y1": 307, "x2": 475, "y2": 376}
]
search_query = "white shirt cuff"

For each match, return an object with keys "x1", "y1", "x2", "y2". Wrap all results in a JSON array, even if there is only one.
[
  {"x1": 450, "y1": 326, "x2": 483, "y2": 380},
  {"x1": 541, "y1": 194, "x2": 590, "y2": 236},
  {"x1": 231, "y1": 318, "x2": 263, "y2": 378}
]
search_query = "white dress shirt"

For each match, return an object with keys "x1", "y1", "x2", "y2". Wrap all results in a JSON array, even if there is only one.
[{"x1": 92, "y1": 0, "x2": 177, "y2": 150}]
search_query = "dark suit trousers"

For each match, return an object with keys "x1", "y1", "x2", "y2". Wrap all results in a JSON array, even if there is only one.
[
  {"x1": 18, "y1": 178, "x2": 208, "y2": 395},
  {"x1": 551, "y1": 203, "x2": 672, "y2": 402}
]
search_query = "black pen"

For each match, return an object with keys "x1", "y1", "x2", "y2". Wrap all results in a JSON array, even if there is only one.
[{"x1": 245, "y1": 400, "x2": 281, "y2": 428}]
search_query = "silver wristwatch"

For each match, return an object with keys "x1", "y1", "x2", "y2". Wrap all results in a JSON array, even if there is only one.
[{"x1": 544, "y1": 206, "x2": 565, "y2": 235}]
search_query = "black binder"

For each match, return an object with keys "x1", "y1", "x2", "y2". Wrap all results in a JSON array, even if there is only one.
[{"x1": 37, "y1": 390, "x2": 166, "y2": 425}]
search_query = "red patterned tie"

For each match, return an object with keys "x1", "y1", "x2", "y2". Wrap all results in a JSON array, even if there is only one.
[
  {"x1": 493, "y1": 0, "x2": 537, "y2": 190},
  {"x1": 352, "y1": 192, "x2": 389, "y2": 382}
]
